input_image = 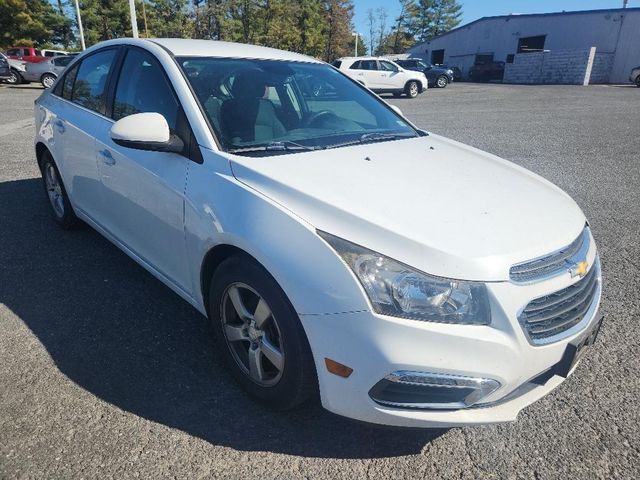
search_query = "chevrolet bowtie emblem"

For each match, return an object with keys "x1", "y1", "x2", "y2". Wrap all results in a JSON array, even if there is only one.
[{"x1": 570, "y1": 260, "x2": 589, "y2": 278}]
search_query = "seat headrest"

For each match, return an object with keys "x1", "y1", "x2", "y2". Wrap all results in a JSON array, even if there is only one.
[{"x1": 232, "y1": 69, "x2": 267, "y2": 98}]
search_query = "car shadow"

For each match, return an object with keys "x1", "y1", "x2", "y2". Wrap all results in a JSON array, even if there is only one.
[{"x1": 0, "y1": 177, "x2": 446, "y2": 459}]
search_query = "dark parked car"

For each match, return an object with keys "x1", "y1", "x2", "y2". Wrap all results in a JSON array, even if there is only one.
[
  {"x1": 443, "y1": 65, "x2": 462, "y2": 81},
  {"x1": 0, "y1": 53, "x2": 11, "y2": 82},
  {"x1": 469, "y1": 61, "x2": 505, "y2": 82},
  {"x1": 394, "y1": 59, "x2": 454, "y2": 88},
  {"x1": 630, "y1": 66, "x2": 640, "y2": 87}
]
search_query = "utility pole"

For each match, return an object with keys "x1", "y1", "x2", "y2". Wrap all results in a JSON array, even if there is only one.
[
  {"x1": 73, "y1": 0, "x2": 86, "y2": 50},
  {"x1": 352, "y1": 32, "x2": 360, "y2": 57},
  {"x1": 623, "y1": 0, "x2": 628, "y2": 7},
  {"x1": 129, "y1": 0, "x2": 139, "y2": 38}
]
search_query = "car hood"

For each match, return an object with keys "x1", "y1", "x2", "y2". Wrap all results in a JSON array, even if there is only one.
[
  {"x1": 428, "y1": 67, "x2": 452, "y2": 75},
  {"x1": 228, "y1": 134, "x2": 586, "y2": 281}
]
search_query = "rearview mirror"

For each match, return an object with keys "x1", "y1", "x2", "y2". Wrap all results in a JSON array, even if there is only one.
[{"x1": 110, "y1": 112, "x2": 184, "y2": 153}]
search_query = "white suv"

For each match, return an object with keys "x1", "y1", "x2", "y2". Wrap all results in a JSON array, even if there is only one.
[
  {"x1": 34, "y1": 39, "x2": 602, "y2": 428},
  {"x1": 333, "y1": 57, "x2": 427, "y2": 98}
]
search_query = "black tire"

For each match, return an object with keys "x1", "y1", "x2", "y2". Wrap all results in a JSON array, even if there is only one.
[
  {"x1": 436, "y1": 75, "x2": 448, "y2": 88},
  {"x1": 209, "y1": 255, "x2": 317, "y2": 410},
  {"x1": 405, "y1": 80, "x2": 419, "y2": 98},
  {"x1": 39, "y1": 151, "x2": 81, "y2": 229},
  {"x1": 635, "y1": 76, "x2": 640, "y2": 87},
  {"x1": 6, "y1": 68, "x2": 22, "y2": 85},
  {"x1": 392, "y1": 92, "x2": 402, "y2": 98},
  {"x1": 41, "y1": 73, "x2": 57, "y2": 89}
]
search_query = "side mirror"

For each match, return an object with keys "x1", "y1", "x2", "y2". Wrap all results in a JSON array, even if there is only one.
[
  {"x1": 389, "y1": 105, "x2": 403, "y2": 116},
  {"x1": 110, "y1": 112, "x2": 184, "y2": 153}
]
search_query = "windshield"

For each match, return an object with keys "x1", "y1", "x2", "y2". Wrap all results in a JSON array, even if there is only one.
[{"x1": 178, "y1": 57, "x2": 418, "y2": 155}]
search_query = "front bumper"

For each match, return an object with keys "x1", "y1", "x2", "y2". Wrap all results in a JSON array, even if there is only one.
[{"x1": 300, "y1": 255, "x2": 601, "y2": 428}]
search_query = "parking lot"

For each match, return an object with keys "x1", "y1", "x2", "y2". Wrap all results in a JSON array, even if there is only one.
[{"x1": 1, "y1": 82, "x2": 638, "y2": 479}]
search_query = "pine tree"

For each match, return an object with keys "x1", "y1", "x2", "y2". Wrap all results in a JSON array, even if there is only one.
[
  {"x1": 324, "y1": 0, "x2": 354, "y2": 61},
  {"x1": 412, "y1": 0, "x2": 462, "y2": 43},
  {"x1": 0, "y1": 0, "x2": 70, "y2": 47}
]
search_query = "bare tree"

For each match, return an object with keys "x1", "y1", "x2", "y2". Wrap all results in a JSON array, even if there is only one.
[{"x1": 366, "y1": 8, "x2": 376, "y2": 55}]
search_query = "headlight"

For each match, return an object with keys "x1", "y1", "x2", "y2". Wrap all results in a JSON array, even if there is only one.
[{"x1": 318, "y1": 231, "x2": 491, "y2": 325}]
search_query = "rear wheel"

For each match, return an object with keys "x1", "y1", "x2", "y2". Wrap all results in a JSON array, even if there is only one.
[
  {"x1": 41, "y1": 73, "x2": 56, "y2": 89},
  {"x1": 40, "y1": 151, "x2": 80, "y2": 229},
  {"x1": 209, "y1": 255, "x2": 317, "y2": 410},
  {"x1": 405, "y1": 81, "x2": 419, "y2": 98},
  {"x1": 393, "y1": 92, "x2": 402, "y2": 98},
  {"x1": 635, "y1": 76, "x2": 640, "y2": 87},
  {"x1": 436, "y1": 75, "x2": 448, "y2": 88}
]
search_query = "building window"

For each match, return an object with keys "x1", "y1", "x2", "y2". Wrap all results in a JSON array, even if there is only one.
[
  {"x1": 431, "y1": 49, "x2": 445, "y2": 65},
  {"x1": 517, "y1": 35, "x2": 546, "y2": 53},
  {"x1": 506, "y1": 54, "x2": 515, "y2": 64},
  {"x1": 474, "y1": 53, "x2": 494, "y2": 65}
]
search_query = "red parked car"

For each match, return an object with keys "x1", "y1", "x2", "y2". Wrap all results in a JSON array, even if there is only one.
[{"x1": 5, "y1": 47, "x2": 47, "y2": 63}]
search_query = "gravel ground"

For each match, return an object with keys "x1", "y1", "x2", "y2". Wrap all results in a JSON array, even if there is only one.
[{"x1": 1, "y1": 82, "x2": 639, "y2": 479}]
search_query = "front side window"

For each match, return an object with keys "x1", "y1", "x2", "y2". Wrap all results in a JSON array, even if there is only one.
[
  {"x1": 6, "y1": 48, "x2": 20, "y2": 56},
  {"x1": 379, "y1": 61, "x2": 398, "y2": 72},
  {"x1": 112, "y1": 48, "x2": 178, "y2": 130},
  {"x1": 71, "y1": 49, "x2": 117, "y2": 114},
  {"x1": 179, "y1": 57, "x2": 417, "y2": 155}
]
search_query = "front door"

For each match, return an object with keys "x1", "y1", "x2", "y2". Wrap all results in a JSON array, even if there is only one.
[{"x1": 94, "y1": 47, "x2": 192, "y2": 293}]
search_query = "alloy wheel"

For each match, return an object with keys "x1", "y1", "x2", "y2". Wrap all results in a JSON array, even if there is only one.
[
  {"x1": 437, "y1": 76, "x2": 448, "y2": 88},
  {"x1": 44, "y1": 163, "x2": 65, "y2": 218},
  {"x1": 409, "y1": 82, "x2": 418, "y2": 97},
  {"x1": 221, "y1": 283, "x2": 285, "y2": 386},
  {"x1": 42, "y1": 75, "x2": 55, "y2": 88}
]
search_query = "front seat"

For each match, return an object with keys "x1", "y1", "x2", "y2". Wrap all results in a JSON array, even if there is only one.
[{"x1": 220, "y1": 69, "x2": 286, "y2": 144}]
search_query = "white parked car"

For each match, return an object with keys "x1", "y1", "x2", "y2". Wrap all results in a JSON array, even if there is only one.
[
  {"x1": 34, "y1": 39, "x2": 602, "y2": 428},
  {"x1": 333, "y1": 56, "x2": 428, "y2": 98}
]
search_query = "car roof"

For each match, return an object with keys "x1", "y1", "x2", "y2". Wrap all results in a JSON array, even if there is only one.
[{"x1": 85, "y1": 38, "x2": 323, "y2": 64}]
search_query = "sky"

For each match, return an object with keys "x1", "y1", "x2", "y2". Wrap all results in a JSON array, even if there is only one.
[{"x1": 353, "y1": 0, "x2": 634, "y2": 39}]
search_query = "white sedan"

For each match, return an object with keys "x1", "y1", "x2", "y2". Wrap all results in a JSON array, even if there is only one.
[{"x1": 34, "y1": 38, "x2": 602, "y2": 428}]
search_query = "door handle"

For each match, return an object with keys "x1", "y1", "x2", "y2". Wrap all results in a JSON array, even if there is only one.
[
  {"x1": 99, "y1": 149, "x2": 116, "y2": 166},
  {"x1": 54, "y1": 119, "x2": 65, "y2": 134}
]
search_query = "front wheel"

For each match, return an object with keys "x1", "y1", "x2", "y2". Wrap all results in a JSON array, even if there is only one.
[
  {"x1": 436, "y1": 75, "x2": 448, "y2": 88},
  {"x1": 405, "y1": 81, "x2": 419, "y2": 98},
  {"x1": 41, "y1": 73, "x2": 56, "y2": 89},
  {"x1": 6, "y1": 69, "x2": 22, "y2": 85},
  {"x1": 635, "y1": 76, "x2": 640, "y2": 87},
  {"x1": 209, "y1": 255, "x2": 317, "y2": 410}
]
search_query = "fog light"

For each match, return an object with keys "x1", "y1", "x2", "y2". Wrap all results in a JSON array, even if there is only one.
[{"x1": 369, "y1": 371, "x2": 500, "y2": 410}]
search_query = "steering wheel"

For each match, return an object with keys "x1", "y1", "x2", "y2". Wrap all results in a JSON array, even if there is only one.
[{"x1": 303, "y1": 110, "x2": 334, "y2": 128}]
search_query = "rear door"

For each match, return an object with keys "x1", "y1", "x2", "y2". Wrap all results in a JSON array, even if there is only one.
[
  {"x1": 94, "y1": 46, "x2": 192, "y2": 292},
  {"x1": 51, "y1": 48, "x2": 119, "y2": 222}
]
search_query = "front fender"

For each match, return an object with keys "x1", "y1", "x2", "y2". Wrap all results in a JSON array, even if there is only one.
[{"x1": 184, "y1": 148, "x2": 370, "y2": 316}]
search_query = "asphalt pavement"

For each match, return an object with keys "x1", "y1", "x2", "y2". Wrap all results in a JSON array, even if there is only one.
[{"x1": 1, "y1": 82, "x2": 639, "y2": 479}]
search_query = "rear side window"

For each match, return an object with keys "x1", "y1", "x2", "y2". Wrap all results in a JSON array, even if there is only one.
[
  {"x1": 60, "y1": 64, "x2": 79, "y2": 99},
  {"x1": 6, "y1": 49, "x2": 20, "y2": 56},
  {"x1": 112, "y1": 48, "x2": 178, "y2": 130},
  {"x1": 332, "y1": 60, "x2": 342, "y2": 68},
  {"x1": 360, "y1": 60, "x2": 377, "y2": 70},
  {"x1": 71, "y1": 49, "x2": 117, "y2": 114},
  {"x1": 53, "y1": 56, "x2": 73, "y2": 67}
]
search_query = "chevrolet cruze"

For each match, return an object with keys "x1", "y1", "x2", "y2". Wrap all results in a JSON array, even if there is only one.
[{"x1": 34, "y1": 39, "x2": 603, "y2": 428}]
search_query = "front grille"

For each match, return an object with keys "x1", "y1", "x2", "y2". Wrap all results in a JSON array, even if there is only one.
[
  {"x1": 510, "y1": 227, "x2": 589, "y2": 283},
  {"x1": 518, "y1": 262, "x2": 600, "y2": 344}
]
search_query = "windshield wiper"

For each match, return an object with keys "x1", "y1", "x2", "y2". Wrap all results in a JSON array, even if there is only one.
[
  {"x1": 325, "y1": 132, "x2": 417, "y2": 150},
  {"x1": 228, "y1": 141, "x2": 320, "y2": 154}
]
